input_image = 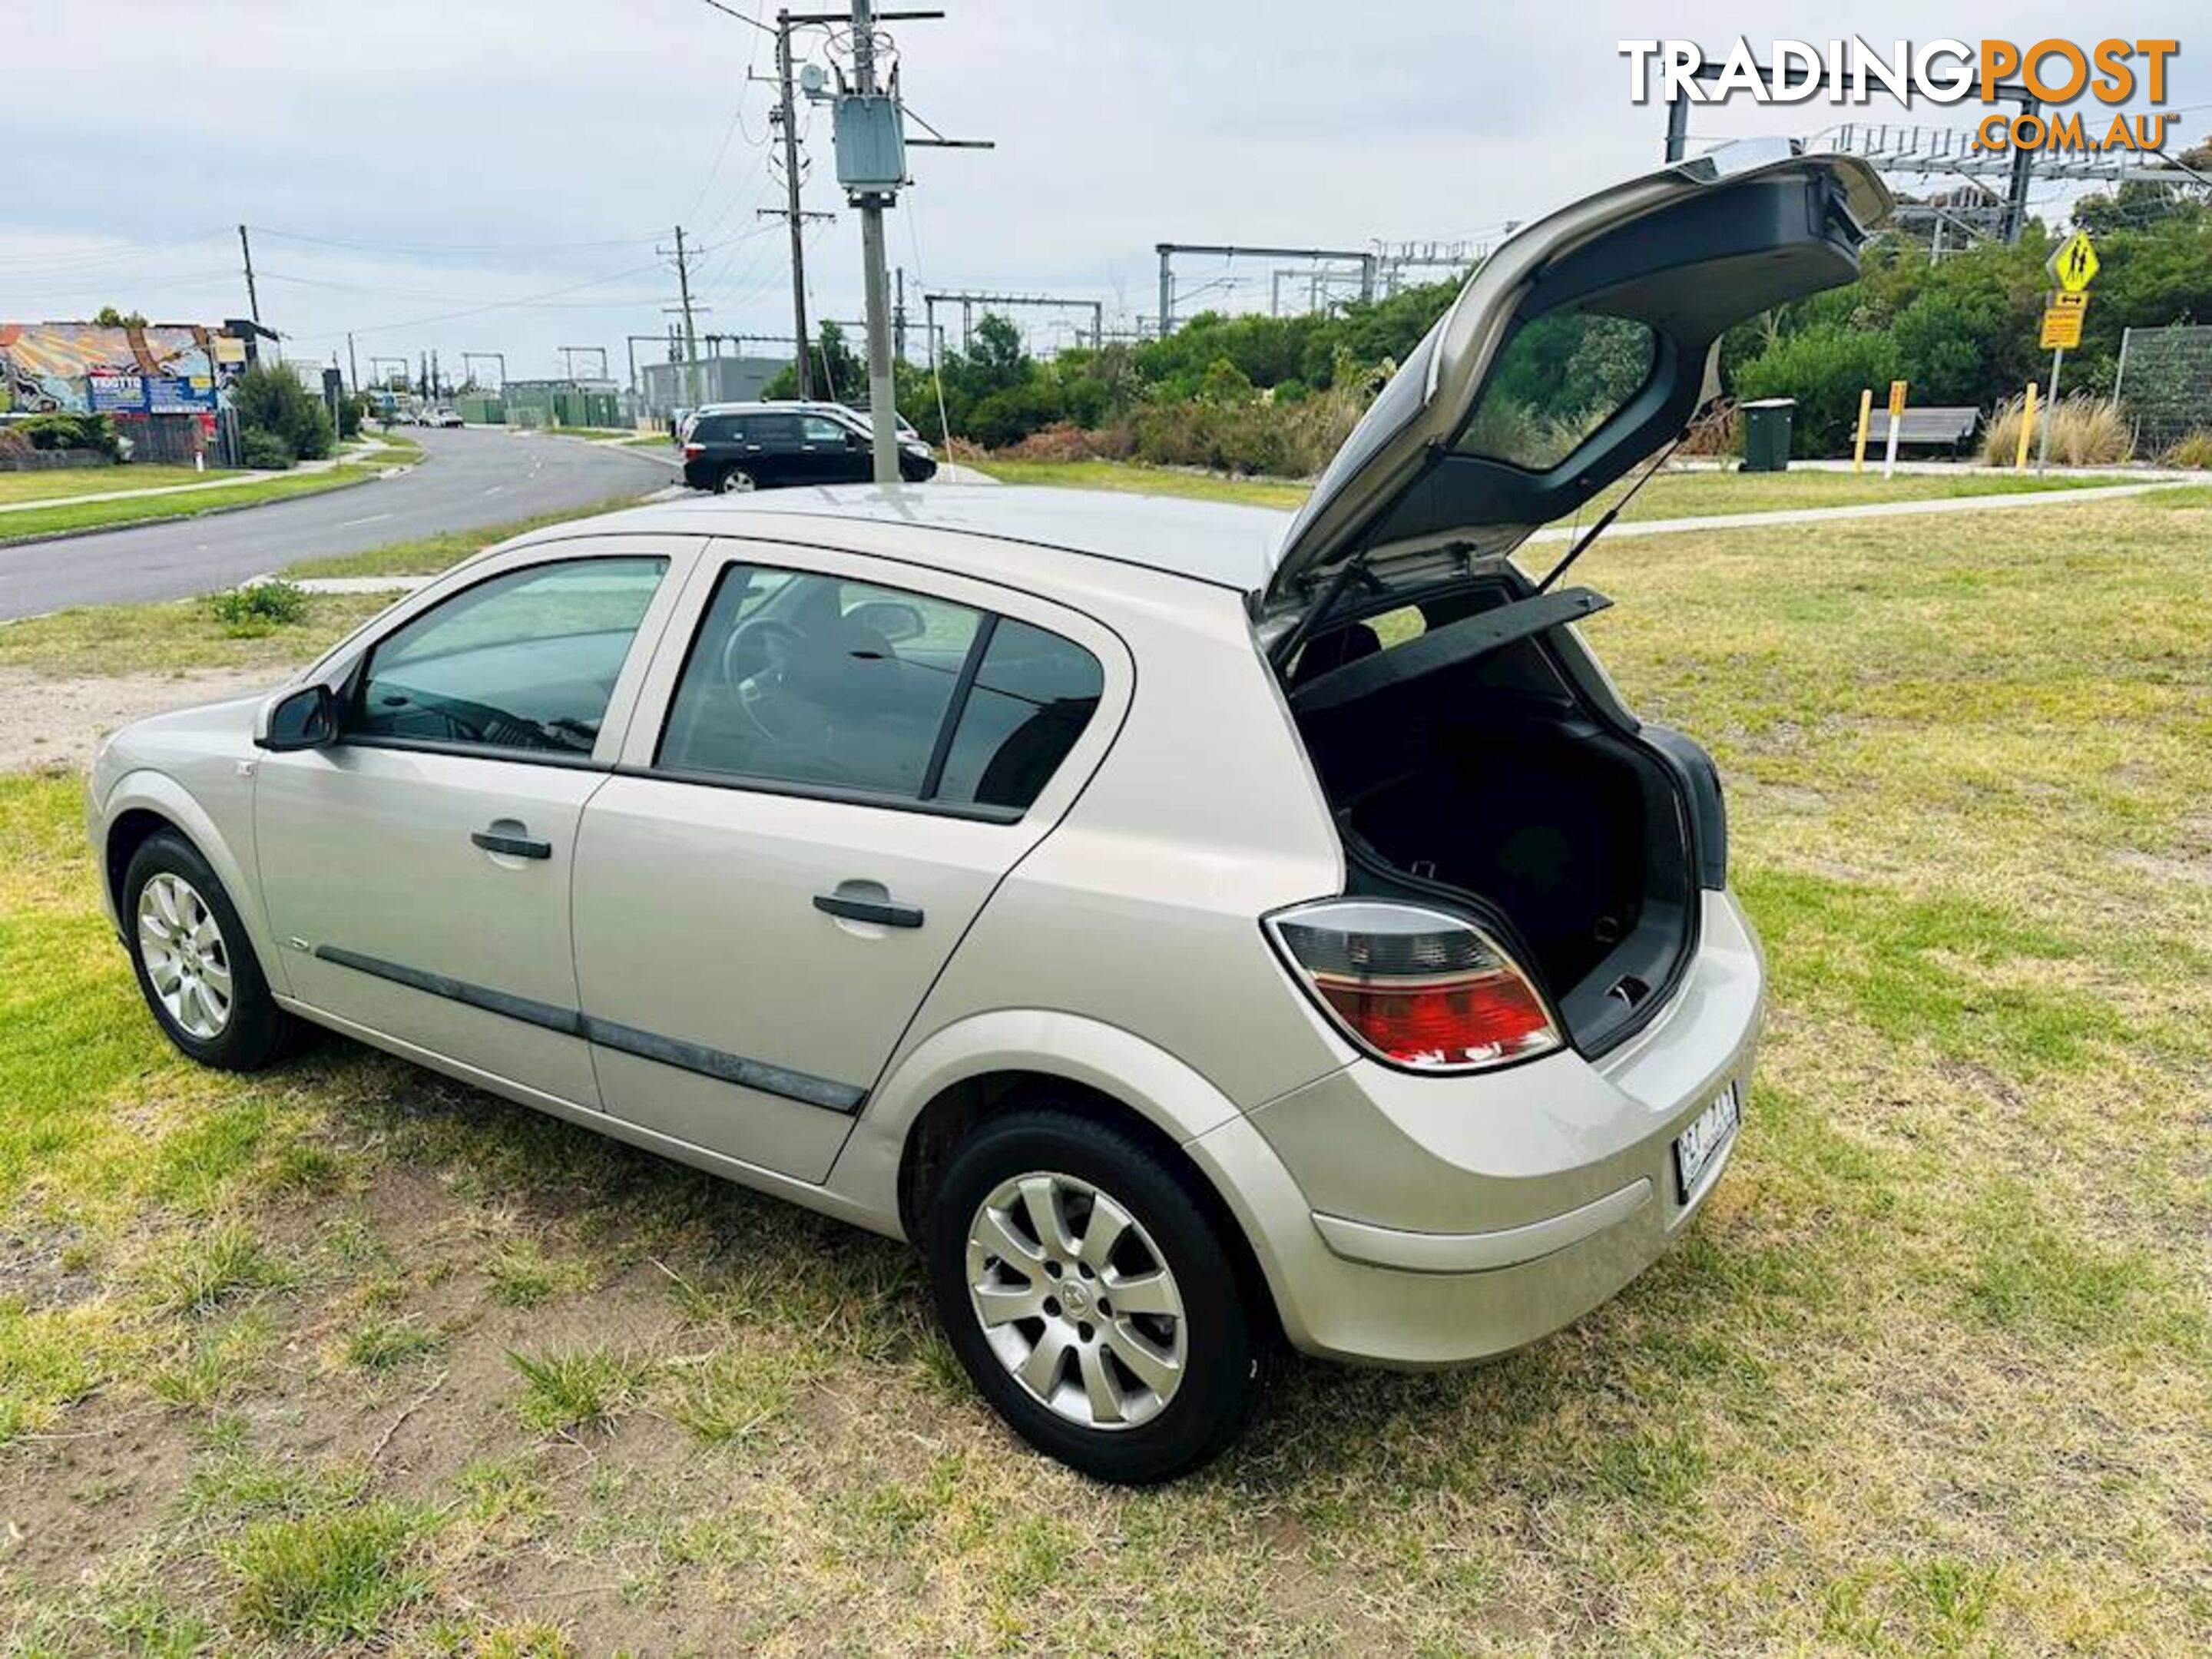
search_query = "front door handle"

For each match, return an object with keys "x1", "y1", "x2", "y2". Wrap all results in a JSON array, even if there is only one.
[
  {"x1": 813, "y1": 891, "x2": 924, "y2": 929},
  {"x1": 472, "y1": 826, "x2": 551, "y2": 860}
]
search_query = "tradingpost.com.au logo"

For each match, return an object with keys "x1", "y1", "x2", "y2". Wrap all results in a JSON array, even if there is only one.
[{"x1": 1621, "y1": 38, "x2": 2181, "y2": 154}]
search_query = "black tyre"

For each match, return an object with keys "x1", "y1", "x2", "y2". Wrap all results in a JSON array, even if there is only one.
[
  {"x1": 122, "y1": 831, "x2": 300, "y2": 1072},
  {"x1": 926, "y1": 1107, "x2": 1267, "y2": 1483},
  {"x1": 715, "y1": 466, "x2": 753, "y2": 495}
]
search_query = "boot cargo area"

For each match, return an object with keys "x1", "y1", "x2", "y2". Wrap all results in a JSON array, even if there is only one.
[{"x1": 1284, "y1": 581, "x2": 1705, "y2": 1055}]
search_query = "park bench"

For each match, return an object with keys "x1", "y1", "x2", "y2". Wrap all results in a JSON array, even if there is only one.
[{"x1": 1864, "y1": 406, "x2": 1979, "y2": 449}]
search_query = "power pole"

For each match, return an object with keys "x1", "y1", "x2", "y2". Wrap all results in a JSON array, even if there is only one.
[
  {"x1": 346, "y1": 332, "x2": 359, "y2": 395},
  {"x1": 849, "y1": 0, "x2": 899, "y2": 484},
  {"x1": 237, "y1": 224, "x2": 261, "y2": 326},
  {"x1": 660, "y1": 226, "x2": 702, "y2": 408},
  {"x1": 771, "y1": 11, "x2": 815, "y2": 399}
]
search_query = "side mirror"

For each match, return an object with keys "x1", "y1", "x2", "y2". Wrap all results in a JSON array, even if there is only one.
[
  {"x1": 845, "y1": 600, "x2": 925, "y2": 644},
  {"x1": 255, "y1": 684, "x2": 339, "y2": 752}
]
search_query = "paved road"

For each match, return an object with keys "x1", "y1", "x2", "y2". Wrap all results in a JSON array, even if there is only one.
[{"x1": 0, "y1": 427, "x2": 675, "y2": 621}]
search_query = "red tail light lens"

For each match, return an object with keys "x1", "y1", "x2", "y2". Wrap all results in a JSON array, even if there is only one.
[
  {"x1": 682, "y1": 442, "x2": 704, "y2": 458},
  {"x1": 1267, "y1": 899, "x2": 1561, "y2": 1072}
]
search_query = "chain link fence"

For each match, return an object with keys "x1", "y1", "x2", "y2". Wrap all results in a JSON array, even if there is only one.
[{"x1": 2115, "y1": 324, "x2": 2212, "y2": 452}]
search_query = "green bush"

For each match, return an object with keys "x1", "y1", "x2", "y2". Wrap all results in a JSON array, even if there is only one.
[
  {"x1": 1733, "y1": 323, "x2": 1900, "y2": 455},
  {"x1": 207, "y1": 580, "x2": 310, "y2": 636},
  {"x1": 14, "y1": 412, "x2": 119, "y2": 457},
  {"x1": 240, "y1": 428, "x2": 296, "y2": 471},
  {"x1": 228, "y1": 363, "x2": 334, "y2": 468}
]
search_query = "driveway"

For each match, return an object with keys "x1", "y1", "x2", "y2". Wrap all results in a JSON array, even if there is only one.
[{"x1": 0, "y1": 426, "x2": 671, "y2": 621}]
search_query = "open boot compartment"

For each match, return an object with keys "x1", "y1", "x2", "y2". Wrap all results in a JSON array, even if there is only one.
[{"x1": 1286, "y1": 583, "x2": 1701, "y2": 1056}]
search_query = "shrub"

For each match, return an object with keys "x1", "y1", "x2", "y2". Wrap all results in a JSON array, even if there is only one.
[
  {"x1": 13, "y1": 411, "x2": 119, "y2": 457},
  {"x1": 992, "y1": 422, "x2": 1136, "y2": 462},
  {"x1": 1732, "y1": 323, "x2": 1899, "y2": 455},
  {"x1": 207, "y1": 581, "x2": 310, "y2": 636},
  {"x1": 1979, "y1": 394, "x2": 2134, "y2": 467},
  {"x1": 1130, "y1": 379, "x2": 1368, "y2": 477},
  {"x1": 228, "y1": 363, "x2": 334, "y2": 467},
  {"x1": 2159, "y1": 428, "x2": 2212, "y2": 468},
  {"x1": 240, "y1": 427, "x2": 295, "y2": 470},
  {"x1": 1677, "y1": 398, "x2": 1741, "y2": 458}
]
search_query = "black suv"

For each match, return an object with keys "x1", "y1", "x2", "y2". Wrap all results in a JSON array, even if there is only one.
[{"x1": 680, "y1": 407, "x2": 938, "y2": 492}]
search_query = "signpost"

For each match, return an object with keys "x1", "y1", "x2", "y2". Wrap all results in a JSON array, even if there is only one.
[
  {"x1": 1883, "y1": 378, "x2": 1907, "y2": 479},
  {"x1": 2037, "y1": 230, "x2": 2099, "y2": 475}
]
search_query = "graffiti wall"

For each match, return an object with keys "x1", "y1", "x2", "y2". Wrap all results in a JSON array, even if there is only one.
[{"x1": 0, "y1": 321, "x2": 228, "y2": 416}]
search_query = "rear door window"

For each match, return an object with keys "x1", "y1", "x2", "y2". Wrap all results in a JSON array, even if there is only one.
[{"x1": 932, "y1": 619, "x2": 1105, "y2": 810}]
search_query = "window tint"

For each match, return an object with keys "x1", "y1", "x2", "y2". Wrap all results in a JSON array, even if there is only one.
[
  {"x1": 1453, "y1": 312, "x2": 1657, "y2": 471},
  {"x1": 748, "y1": 413, "x2": 800, "y2": 445},
  {"x1": 934, "y1": 619, "x2": 1104, "y2": 811},
  {"x1": 799, "y1": 415, "x2": 850, "y2": 443},
  {"x1": 693, "y1": 414, "x2": 743, "y2": 442},
  {"x1": 349, "y1": 557, "x2": 667, "y2": 756},
  {"x1": 658, "y1": 565, "x2": 982, "y2": 798}
]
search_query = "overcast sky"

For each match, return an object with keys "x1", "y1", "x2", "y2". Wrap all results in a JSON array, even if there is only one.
[{"x1": 0, "y1": 2, "x2": 2197, "y2": 384}]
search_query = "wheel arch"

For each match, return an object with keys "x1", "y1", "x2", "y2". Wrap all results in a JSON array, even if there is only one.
[
  {"x1": 99, "y1": 770, "x2": 282, "y2": 986},
  {"x1": 831, "y1": 1010, "x2": 1285, "y2": 1330}
]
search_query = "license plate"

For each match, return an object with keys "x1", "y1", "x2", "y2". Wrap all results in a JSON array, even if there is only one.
[{"x1": 1673, "y1": 1083, "x2": 1740, "y2": 1200}]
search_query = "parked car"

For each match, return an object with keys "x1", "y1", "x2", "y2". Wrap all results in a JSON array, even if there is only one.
[
  {"x1": 88, "y1": 146, "x2": 1887, "y2": 1482},
  {"x1": 680, "y1": 403, "x2": 936, "y2": 492},
  {"x1": 426, "y1": 408, "x2": 465, "y2": 429}
]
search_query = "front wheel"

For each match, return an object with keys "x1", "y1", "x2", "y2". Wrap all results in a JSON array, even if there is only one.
[
  {"x1": 123, "y1": 831, "x2": 299, "y2": 1071},
  {"x1": 926, "y1": 1108, "x2": 1267, "y2": 1483}
]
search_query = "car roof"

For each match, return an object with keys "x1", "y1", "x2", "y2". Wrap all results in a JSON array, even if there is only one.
[{"x1": 512, "y1": 484, "x2": 1290, "y2": 593}]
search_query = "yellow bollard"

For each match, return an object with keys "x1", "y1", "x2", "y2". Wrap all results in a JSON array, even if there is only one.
[
  {"x1": 2015, "y1": 382, "x2": 2038, "y2": 471},
  {"x1": 1853, "y1": 388, "x2": 1873, "y2": 474}
]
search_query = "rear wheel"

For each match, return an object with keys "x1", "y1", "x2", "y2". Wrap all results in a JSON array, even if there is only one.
[
  {"x1": 716, "y1": 466, "x2": 754, "y2": 494},
  {"x1": 123, "y1": 831, "x2": 298, "y2": 1072},
  {"x1": 926, "y1": 1107, "x2": 1266, "y2": 1483}
]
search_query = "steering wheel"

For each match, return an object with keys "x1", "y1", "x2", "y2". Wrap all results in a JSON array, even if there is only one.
[
  {"x1": 719, "y1": 616, "x2": 803, "y2": 687},
  {"x1": 721, "y1": 617, "x2": 807, "y2": 744}
]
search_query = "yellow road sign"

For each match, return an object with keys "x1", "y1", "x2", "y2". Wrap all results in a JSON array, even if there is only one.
[
  {"x1": 2048, "y1": 229, "x2": 2099, "y2": 293},
  {"x1": 1888, "y1": 379, "x2": 1908, "y2": 419},
  {"x1": 2049, "y1": 290, "x2": 2088, "y2": 312},
  {"x1": 2041, "y1": 305, "x2": 2084, "y2": 350}
]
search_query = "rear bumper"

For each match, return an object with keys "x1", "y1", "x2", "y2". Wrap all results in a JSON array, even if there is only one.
[{"x1": 1190, "y1": 887, "x2": 1763, "y2": 1366}]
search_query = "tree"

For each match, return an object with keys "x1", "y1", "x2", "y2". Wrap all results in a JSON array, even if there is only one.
[
  {"x1": 92, "y1": 304, "x2": 148, "y2": 329},
  {"x1": 227, "y1": 364, "x2": 334, "y2": 468}
]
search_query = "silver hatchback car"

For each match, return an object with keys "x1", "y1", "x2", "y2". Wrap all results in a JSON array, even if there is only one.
[{"x1": 90, "y1": 149, "x2": 1888, "y2": 1482}]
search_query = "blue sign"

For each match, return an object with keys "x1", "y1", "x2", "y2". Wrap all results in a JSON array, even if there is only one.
[
  {"x1": 147, "y1": 375, "x2": 217, "y2": 414},
  {"x1": 83, "y1": 372, "x2": 217, "y2": 416},
  {"x1": 87, "y1": 373, "x2": 146, "y2": 412}
]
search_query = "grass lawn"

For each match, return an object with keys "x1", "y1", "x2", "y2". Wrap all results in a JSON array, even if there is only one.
[
  {"x1": 974, "y1": 456, "x2": 2127, "y2": 522},
  {"x1": 0, "y1": 463, "x2": 245, "y2": 507},
  {"x1": 2, "y1": 488, "x2": 2209, "y2": 1652},
  {"x1": 0, "y1": 465, "x2": 389, "y2": 546}
]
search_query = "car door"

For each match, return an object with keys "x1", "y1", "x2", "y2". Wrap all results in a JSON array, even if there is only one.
[
  {"x1": 253, "y1": 538, "x2": 697, "y2": 1105},
  {"x1": 797, "y1": 413, "x2": 867, "y2": 484},
  {"x1": 571, "y1": 540, "x2": 1129, "y2": 1181}
]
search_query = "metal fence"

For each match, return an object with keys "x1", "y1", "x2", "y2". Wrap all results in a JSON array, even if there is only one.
[{"x1": 2115, "y1": 324, "x2": 2212, "y2": 452}]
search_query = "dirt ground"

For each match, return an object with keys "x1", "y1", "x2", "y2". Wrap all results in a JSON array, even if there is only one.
[{"x1": 0, "y1": 666, "x2": 279, "y2": 773}]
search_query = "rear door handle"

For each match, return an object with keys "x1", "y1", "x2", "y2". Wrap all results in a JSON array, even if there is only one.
[
  {"x1": 472, "y1": 826, "x2": 551, "y2": 859},
  {"x1": 813, "y1": 892, "x2": 924, "y2": 929}
]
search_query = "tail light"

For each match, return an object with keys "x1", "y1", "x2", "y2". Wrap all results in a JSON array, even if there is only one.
[
  {"x1": 1266, "y1": 899, "x2": 1561, "y2": 1073},
  {"x1": 682, "y1": 442, "x2": 704, "y2": 458}
]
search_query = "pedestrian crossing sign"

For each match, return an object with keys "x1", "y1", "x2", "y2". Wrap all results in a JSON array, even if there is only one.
[{"x1": 2047, "y1": 230, "x2": 2099, "y2": 294}]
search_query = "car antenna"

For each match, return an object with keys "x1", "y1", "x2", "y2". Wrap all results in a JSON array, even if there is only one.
[{"x1": 1535, "y1": 429, "x2": 1687, "y2": 596}]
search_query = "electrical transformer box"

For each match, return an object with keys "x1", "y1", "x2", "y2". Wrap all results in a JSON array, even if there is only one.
[{"x1": 833, "y1": 94, "x2": 906, "y2": 197}]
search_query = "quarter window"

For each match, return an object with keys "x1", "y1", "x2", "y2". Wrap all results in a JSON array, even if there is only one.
[
  {"x1": 347, "y1": 556, "x2": 667, "y2": 757},
  {"x1": 933, "y1": 619, "x2": 1105, "y2": 810},
  {"x1": 657, "y1": 562, "x2": 1102, "y2": 813}
]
